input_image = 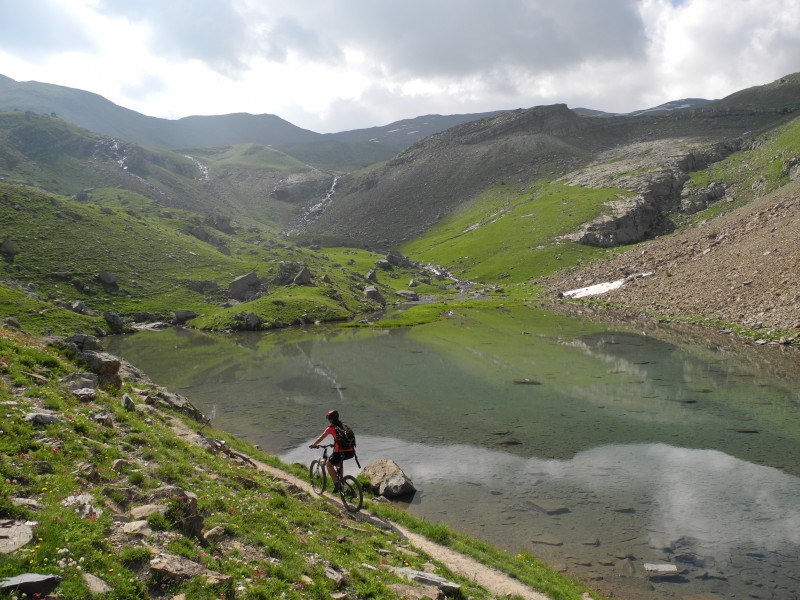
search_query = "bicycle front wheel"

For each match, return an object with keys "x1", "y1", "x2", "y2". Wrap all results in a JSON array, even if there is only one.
[
  {"x1": 339, "y1": 475, "x2": 363, "y2": 513},
  {"x1": 309, "y1": 460, "x2": 327, "y2": 495}
]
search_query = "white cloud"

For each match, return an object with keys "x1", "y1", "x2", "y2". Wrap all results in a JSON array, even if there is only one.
[{"x1": 0, "y1": 0, "x2": 798, "y2": 132}]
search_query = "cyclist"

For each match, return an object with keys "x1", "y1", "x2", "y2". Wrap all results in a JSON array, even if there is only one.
[{"x1": 309, "y1": 409, "x2": 355, "y2": 492}]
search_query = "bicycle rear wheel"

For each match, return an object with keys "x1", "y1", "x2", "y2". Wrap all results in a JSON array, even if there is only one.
[
  {"x1": 339, "y1": 475, "x2": 363, "y2": 512},
  {"x1": 309, "y1": 460, "x2": 327, "y2": 494}
]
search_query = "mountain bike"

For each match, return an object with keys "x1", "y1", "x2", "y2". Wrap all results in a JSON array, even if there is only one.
[{"x1": 309, "y1": 444, "x2": 363, "y2": 513}]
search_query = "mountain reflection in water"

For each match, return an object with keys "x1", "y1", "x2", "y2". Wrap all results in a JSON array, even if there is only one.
[
  {"x1": 284, "y1": 437, "x2": 800, "y2": 598},
  {"x1": 104, "y1": 318, "x2": 800, "y2": 598}
]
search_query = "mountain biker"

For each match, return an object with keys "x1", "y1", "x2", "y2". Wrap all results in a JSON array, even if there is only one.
[{"x1": 309, "y1": 409, "x2": 355, "y2": 492}]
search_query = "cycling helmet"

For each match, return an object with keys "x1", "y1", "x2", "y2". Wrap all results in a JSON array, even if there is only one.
[{"x1": 326, "y1": 409, "x2": 339, "y2": 421}]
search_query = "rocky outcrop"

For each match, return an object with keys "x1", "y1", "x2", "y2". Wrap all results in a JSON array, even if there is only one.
[
  {"x1": 681, "y1": 181, "x2": 726, "y2": 214},
  {"x1": 783, "y1": 156, "x2": 800, "y2": 180},
  {"x1": 566, "y1": 138, "x2": 745, "y2": 247}
]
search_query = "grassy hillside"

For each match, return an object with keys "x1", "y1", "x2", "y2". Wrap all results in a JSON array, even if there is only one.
[
  {"x1": 0, "y1": 112, "x2": 333, "y2": 232},
  {"x1": 401, "y1": 180, "x2": 625, "y2": 285},
  {"x1": 682, "y1": 113, "x2": 800, "y2": 220},
  {"x1": 0, "y1": 183, "x2": 427, "y2": 335}
]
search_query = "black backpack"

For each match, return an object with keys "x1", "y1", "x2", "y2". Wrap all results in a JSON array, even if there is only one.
[{"x1": 334, "y1": 422, "x2": 356, "y2": 450}]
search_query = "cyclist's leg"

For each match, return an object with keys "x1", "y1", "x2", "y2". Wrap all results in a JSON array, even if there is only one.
[{"x1": 328, "y1": 453, "x2": 343, "y2": 483}]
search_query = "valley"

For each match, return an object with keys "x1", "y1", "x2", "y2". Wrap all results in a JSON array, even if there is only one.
[{"x1": 1, "y1": 70, "x2": 799, "y2": 600}]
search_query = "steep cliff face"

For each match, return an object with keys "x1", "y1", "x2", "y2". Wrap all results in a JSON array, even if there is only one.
[{"x1": 564, "y1": 138, "x2": 746, "y2": 247}]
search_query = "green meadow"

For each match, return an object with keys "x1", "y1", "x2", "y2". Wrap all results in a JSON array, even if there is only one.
[{"x1": 400, "y1": 181, "x2": 623, "y2": 285}]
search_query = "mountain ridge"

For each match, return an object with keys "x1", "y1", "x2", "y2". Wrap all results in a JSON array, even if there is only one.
[
  {"x1": 299, "y1": 75, "x2": 800, "y2": 247},
  {"x1": 0, "y1": 75, "x2": 496, "y2": 170},
  {"x1": 0, "y1": 74, "x2": 716, "y2": 171}
]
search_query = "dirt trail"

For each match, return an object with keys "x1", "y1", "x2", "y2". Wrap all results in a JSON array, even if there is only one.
[{"x1": 172, "y1": 420, "x2": 552, "y2": 600}]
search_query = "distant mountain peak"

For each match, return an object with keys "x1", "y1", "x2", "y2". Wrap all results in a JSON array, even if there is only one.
[{"x1": 573, "y1": 98, "x2": 712, "y2": 118}]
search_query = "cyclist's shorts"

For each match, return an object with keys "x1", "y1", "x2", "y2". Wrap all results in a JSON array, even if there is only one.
[{"x1": 330, "y1": 450, "x2": 355, "y2": 465}]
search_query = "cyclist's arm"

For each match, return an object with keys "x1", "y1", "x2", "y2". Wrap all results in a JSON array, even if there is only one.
[{"x1": 309, "y1": 429, "x2": 331, "y2": 448}]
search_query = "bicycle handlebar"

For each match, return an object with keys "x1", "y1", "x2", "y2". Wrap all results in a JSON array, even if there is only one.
[{"x1": 309, "y1": 443, "x2": 334, "y2": 449}]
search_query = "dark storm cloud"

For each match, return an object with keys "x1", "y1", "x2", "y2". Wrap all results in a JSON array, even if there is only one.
[
  {"x1": 260, "y1": 17, "x2": 344, "y2": 64},
  {"x1": 300, "y1": 0, "x2": 648, "y2": 78},
  {"x1": 92, "y1": 0, "x2": 647, "y2": 84},
  {"x1": 96, "y1": 0, "x2": 253, "y2": 75},
  {"x1": 0, "y1": 0, "x2": 95, "y2": 57}
]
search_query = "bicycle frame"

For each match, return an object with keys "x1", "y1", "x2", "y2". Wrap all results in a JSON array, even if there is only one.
[{"x1": 309, "y1": 444, "x2": 363, "y2": 513}]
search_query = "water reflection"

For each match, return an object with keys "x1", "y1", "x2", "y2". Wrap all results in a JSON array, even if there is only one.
[
  {"x1": 104, "y1": 316, "x2": 800, "y2": 598},
  {"x1": 284, "y1": 437, "x2": 800, "y2": 597}
]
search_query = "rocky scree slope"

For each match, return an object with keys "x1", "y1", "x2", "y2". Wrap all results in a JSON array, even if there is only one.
[{"x1": 547, "y1": 177, "x2": 800, "y2": 337}]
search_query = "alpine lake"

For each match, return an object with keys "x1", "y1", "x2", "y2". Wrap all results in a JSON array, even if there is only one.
[{"x1": 103, "y1": 303, "x2": 800, "y2": 600}]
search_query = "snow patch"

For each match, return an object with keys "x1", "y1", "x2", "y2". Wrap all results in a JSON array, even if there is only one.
[
  {"x1": 562, "y1": 279, "x2": 625, "y2": 298},
  {"x1": 561, "y1": 272, "x2": 652, "y2": 298}
]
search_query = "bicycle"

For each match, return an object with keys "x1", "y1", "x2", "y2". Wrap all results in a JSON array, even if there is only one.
[{"x1": 308, "y1": 444, "x2": 363, "y2": 513}]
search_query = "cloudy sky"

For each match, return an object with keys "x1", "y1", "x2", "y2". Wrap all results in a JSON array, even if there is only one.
[{"x1": 1, "y1": 0, "x2": 799, "y2": 133}]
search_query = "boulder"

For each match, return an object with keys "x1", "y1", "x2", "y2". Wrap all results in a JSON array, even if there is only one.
[
  {"x1": 121, "y1": 393, "x2": 135, "y2": 411},
  {"x1": 149, "y1": 552, "x2": 230, "y2": 585},
  {"x1": 364, "y1": 286, "x2": 385, "y2": 305},
  {"x1": 97, "y1": 271, "x2": 118, "y2": 285},
  {"x1": 232, "y1": 312, "x2": 262, "y2": 331},
  {"x1": 144, "y1": 389, "x2": 203, "y2": 421},
  {"x1": 82, "y1": 573, "x2": 112, "y2": 594},
  {"x1": 25, "y1": 412, "x2": 61, "y2": 425},
  {"x1": 293, "y1": 266, "x2": 314, "y2": 285},
  {"x1": 60, "y1": 372, "x2": 99, "y2": 391},
  {"x1": 123, "y1": 520, "x2": 153, "y2": 537},
  {"x1": 385, "y1": 250, "x2": 414, "y2": 268},
  {"x1": 395, "y1": 290, "x2": 419, "y2": 301},
  {"x1": 64, "y1": 334, "x2": 103, "y2": 352},
  {"x1": 228, "y1": 272, "x2": 261, "y2": 301},
  {"x1": 172, "y1": 310, "x2": 198, "y2": 325},
  {"x1": 361, "y1": 459, "x2": 416, "y2": 498},
  {"x1": 62, "y1": 494, "x2": 103, "y2": 519},
  {"x1": 73, "y1": 388, "x2": 97, "y2": 402},
  {"x1": 78, "y1": 351, "x2": 122, "y2": 388},
  {"x1": 0, "y1": 574, "x2": 62, "y2": 596},
  {"x1": 0, "y1": 240, "x2": 18, "y2": 257},
  {"x1": 389, "y1": 567, "x2": 460, "y2": 595},
  {"x1": 0, "y1": 521, "x2": 34, "y2": 554},
  {"x1": 103, "y1": 311, "x2": 125, "y2": 332}
]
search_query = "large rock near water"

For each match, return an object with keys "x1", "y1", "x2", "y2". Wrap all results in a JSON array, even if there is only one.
[{"x1": 361, "y1": 459, "x2": 416, "y2": 498}]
